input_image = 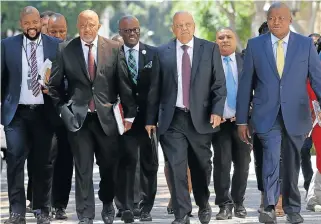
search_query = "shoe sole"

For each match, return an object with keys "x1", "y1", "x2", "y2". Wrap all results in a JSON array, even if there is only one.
[
  {"x1": 259, "y1": 213, "x2": 275, "y2": 223},
  {"x1": 140, "y1": 218, "x2": 152, "y2": 222},
  {"x1": 56, "y1": 216, "x2": 68, "y2": 220},
  {"x1": 121, "y1": 211, "x2": 134, "y2": 223},
  {"x1": 216, "y1": 216, "x2": 232, "y2": 220}
]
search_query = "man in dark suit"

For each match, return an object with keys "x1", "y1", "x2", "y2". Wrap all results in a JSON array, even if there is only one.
[
  {"x1": 212, "y1": 27, "x2": 251, "y2": 220},
  {"x1": 1, "y1": 6, "x2": 60, "y2": 224},
  {"x1": 114, "y1": 16, "x2": 158, "y2": 223},
  {"x1": 146, "y1": 11, "x2": 226, "y2": 224},
  {"x1": 46, "y1": 13, "x2": 72, "y2": 220},
  {"x1": 237, "y1": 2, "x2": 321, "y2": 224},
  {"x1": 48, "y1": 10, "x2": 136, "y2": 224}
]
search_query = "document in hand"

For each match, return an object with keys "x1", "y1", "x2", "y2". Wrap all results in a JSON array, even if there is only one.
[
  {"x1": 113, "y1": 99, "x2": 125, "y2": 135},
  {"x1": 38, "y1": 59, "x2": 52, "y2": 86},
  {"x1": 151, "y1": 129, "x2": 159, "y2": 165},
  {"x1": 312, "y1": 100, "x2": 321, "y2": 126}
]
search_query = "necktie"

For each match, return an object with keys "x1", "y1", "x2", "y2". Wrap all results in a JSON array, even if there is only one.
[
  {"x1": 128, "y1": 49, "x2": 138, "y2": 84},
  {"x1": 86, "y1": 44, "x2": 96, "y2": 112},
  {"x1": 181, "y1": 45, "x2": 191, "y2": 109},
  {"x1": 276, "y1": 39, "x2": 285, "y2": 77},
  {"x1": 30, "y1": 42, "x2": 40, "y2": 96},
  {"x1": 223, "y1": 56, "x2": 236, "y2": 110}
]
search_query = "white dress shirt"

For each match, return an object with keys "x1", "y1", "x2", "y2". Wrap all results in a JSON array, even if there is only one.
[
  {"x1": 271, "y1": 32, "x2": 289, "y2": 60},
  {"x1": 81, "y1": 36, "x2": 98, "y2": 66},
  {"x1": 176, "y1": 38, "x2": 194, "y2": 108},
  {"x1": 221, "y1": 53, "x2": 238, "y2": 119},
  {"x1": 124, "y1": 43, "x2": 139, "y2": 72},
  {"x1": 19, "y1": 35, "x2": 44, "y2": 104}
]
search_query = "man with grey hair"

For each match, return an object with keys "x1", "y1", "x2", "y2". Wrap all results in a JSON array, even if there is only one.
[{"x1": 237, "y1": 2, "x2": 321, "y2": 223}]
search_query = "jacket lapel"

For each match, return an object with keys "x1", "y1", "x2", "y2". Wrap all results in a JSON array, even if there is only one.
[
  {"x1": 191, "y1": 37, "x2": 203, "y2": 84},
  {"x1": 42, "y1": 34, "x2": 50, "y2": 61},
  {"x1": 264, "y1": 33, "x2": 280, "y2": 80},
  {"x1": 235, "y1": 53, "x2": 243, "y2": 81},
  {"x1": 96, "y1": 36, "x2": 106, "y2": 82},
  {"x1": 73, "y1": 37, "x2": 90, "y2": 81},
  {"x1": 14, "y1": 35, "x2": 23, "y2": 80},
  {"x1": 138, "y1": 42, "x2": 146, "y2": 72},
  {"x1": 167, "y1": 40, "x2": 177, "y2": 84}
]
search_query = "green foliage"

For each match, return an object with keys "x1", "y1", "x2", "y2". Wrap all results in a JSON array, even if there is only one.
[{"x1": 1, "y1": 1, "x2": 120, "y2": 38}]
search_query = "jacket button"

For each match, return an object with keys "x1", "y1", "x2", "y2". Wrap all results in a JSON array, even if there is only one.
[{"x1": 136, "y1": 93, "x2": 139, "y2": 96}]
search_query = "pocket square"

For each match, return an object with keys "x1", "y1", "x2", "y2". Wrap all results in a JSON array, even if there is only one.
[{"x1": 144, "y1": 61, "x2": 152, "y2": 69}]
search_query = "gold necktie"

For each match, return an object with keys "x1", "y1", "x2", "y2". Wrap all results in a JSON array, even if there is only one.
[{"x1": 276, "y1": 39, "x2": 284, "y2": 77}]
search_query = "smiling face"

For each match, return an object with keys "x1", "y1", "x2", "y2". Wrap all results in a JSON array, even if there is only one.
[
  {"x1": 20, "y1": 7, "x2": 42, "y2": 41},
  {"x1": 119, "y1": 17, "x2": 140, "y2": 48},
  {"x1": 172, "y1": 12, "x2": 195, "y2": 44},
  {"x1": 216, "y1": 29, "x2": 237, "y2": 56},
  {"x1": 267, "y1": 6, "x2": 292, "y2": 39}
]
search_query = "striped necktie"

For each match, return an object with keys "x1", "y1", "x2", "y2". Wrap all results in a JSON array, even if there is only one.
[
  {"x1": 128, "y1": 49, "x2": 138, "y2": 84},
  {"x1": 30, "y1": 42, "x2": 40, "y2": 96}
]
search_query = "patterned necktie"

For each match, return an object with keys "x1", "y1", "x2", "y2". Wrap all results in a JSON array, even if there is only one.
[
  {"x1": 30, "y1": 42, "x2": 40, "y2": 96},
  {"x1": 223, "y1": 56, "x2": 236, "y2": 110},
  {"x1": 181, "y1": 45, "x2": 191, "y2": 109},
  {"x1": 128, "y1": 49, "x2": 138, "y2": 84},
  {"x1": 276, "y1": 39, "x2": 285, "y2": 77},
  {"x1": 86, "y1": 44, "x2": 95, "y2": 112}
]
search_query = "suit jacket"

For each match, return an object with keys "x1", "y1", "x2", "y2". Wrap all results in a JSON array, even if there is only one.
[
  {"x1": 236, "y1": 32, "x2": 321, "y2": 135},
  {"x1": 146, "y1": 37, "x2": 227, "y2": 135},
  {"x1": 122, "y1": 42, "x2": 157, "y2": 128},
  {"x1": 48, "y1": 36, "x2": 137, "y2": 136},
  {"x1": 1, "y1": 34, "x2": 61, "y2": 126}
]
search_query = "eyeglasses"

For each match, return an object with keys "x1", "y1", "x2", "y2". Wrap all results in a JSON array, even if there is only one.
[{"x1": 119, "y1": 28, "x2": 140, "y2": 34}]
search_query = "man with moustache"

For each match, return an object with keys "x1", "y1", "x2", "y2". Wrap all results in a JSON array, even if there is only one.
[
  {"x1": 114, "y1": 15, "x2": 158, "y2": 223},
  {"x1": 46, "y1": 13, "x2": 72, "y2": 220},
  {"x1": 48, "y1": 10, "x2": 136, "y2": 224},
  {"x1": 146, "y1": 11, "x2": 226, "y2": 224},
  {"x1": 1, "y1": 6, "x2": 60, "y2": 224},
  {"x1": 212, "y1": 27, "x2": 251, "y2": 220},
  {"x1": 40, "y1": 11, "x2": 55, "y2": 34},
  {"x1": 237, "y1": 2, "x2": 321, "y2": 223}
]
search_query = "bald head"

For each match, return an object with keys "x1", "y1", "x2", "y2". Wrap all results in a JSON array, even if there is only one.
[
  {"x1": 112, "y1": 34, "x2": 124, "y2": 46},
  {"x1": 118, "y1": 15, "x2": 140, "y2": 48},
  {"x1": 20, "y1": 6, "x2": 42, "y2": 40},
  {"x1": 77, "y1": 10, "x2": 101, "y2": 43},
  {"x1": 267, "y1": 2, "x2": 292, "y2": 39},
  {"x1": 48, "y1": 13, "x2": 67, "y2": 41},
  {"x1": 172, "y1": 11, "x2": 195, "y2": 44}
]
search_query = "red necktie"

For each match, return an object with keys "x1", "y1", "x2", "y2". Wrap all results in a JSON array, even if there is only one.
[{"x1": 86, "y1": 44, "x2": 96, "y2": 112}]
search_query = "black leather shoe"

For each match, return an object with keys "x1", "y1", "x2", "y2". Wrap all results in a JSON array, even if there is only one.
[
  {"x1": 116, "y1": 209, "x2": 123, "y2": 218},
  {"x1": 78, "y1": 218, "x2": 93, "y2": 224},
  {"x1": 54, "y1": 208, "x2": 67, "y2": 220},
  {"x1": 36, "y1": 213, "x2": 50, "y2": 224},
  {"x1": 216, "y1": 206, "x2": 232, "y2": 220},
  {"x1": 172, "y1": 215, "x2": 190, "y2": 224},
  {"x1": 4, "y1": 213, "x2": 26, "y2": 224},
  {"x1": 259, "y1": 209, "x2": 276, "y2": 223},
  {"x1": 234, "y1": 203, "x2": 247, "y2": 218},
  {"x1": 286, "y1": 213, "x2": 304, "y2": 224},
  {"x1": 101, "y1": 203, "x2": 115, "y2": 224},
  {"x1": 132, "y1": 204, "x2": 140, "y2": 217},
  {"x1": 140, "y1": 212, "x2": 152, "y2": 221},
  {"x1": 167, "y1": 207, "x2": 174, "y2": 214},
  {"x1": 121, "y1": 210, "x2": 134, "y2": 223},
  {"x1": 198, "y1": 203, "x2": 212, "y2": 224}
]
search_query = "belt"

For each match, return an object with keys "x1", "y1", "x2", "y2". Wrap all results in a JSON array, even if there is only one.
[
  {"x1": 175, "y1": 107, "x2": 190, "y2": 113},
  {"x1": 18, "y1": 104, "x2": 43, "y2": 110}
]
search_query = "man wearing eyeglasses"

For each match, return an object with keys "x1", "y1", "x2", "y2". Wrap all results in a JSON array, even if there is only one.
[
  {"x1": 237, "y1": 2, "x2": 321, "y2": 223},
  {"x1": 114, "y1": 15, "x2": 158, "y2": 223},
  {"x1": 146, "y1": 11, "x2": 226, "y2": 224}
]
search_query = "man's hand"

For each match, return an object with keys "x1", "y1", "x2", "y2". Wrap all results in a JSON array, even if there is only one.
[
  {"x1": 230, "y1": 117, "x2": 236, "y2": 122},
  {"x1": 210, "y1": 114, "x2": 221, "y2": 129},
  {"x1": 124, "y1": 121, "x2": 133, "y2": 133},
  {"x1": 145, "y1": 125, "x2": 157, "y2": 138},
  {"x1": 237, "y1": 125, "x2": 251, "y2": 144},
  {"x1": 221, "y1": 118, "x2": 226, "y2": 124}
]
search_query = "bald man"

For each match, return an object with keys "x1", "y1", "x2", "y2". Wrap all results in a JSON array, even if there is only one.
[
  {"x1": 47, "y1": 13, "x2": 68, "y2": 41},
  {"x1": 1, "y1": 6, "x2": 61, "y2": 224},
  {"x1": 48, "y1": 10, "x2": 136, "y2": 224},
  {"x1": 146, "y1": 11, "x2": 226, "y2": 224}
]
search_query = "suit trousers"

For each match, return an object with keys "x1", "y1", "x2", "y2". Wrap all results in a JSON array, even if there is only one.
[
  {"x1": 256, "y1": 113, "x2": 305, "y2": 214},
  {"x1": 212, "y1": 121, "x2": 251, "y2": 206},
  {"x1": 160, "y1": 109, "x2": 212, "y2": 219},
  {"x1": 68, "y1": 113, "x2": 118, "y2": 220},
  {"x1": 4, "y1": 105, "x2": 55, "y2": 215},
  {"x1": 300, "y1": 137, "x2": 313, "y2": 191},
  {"x1": 51, "y1": 124, "x2": 73, "y2": 209},
  {"x1": 115, "y1": 123, "x2": 158, "y2": 213}
]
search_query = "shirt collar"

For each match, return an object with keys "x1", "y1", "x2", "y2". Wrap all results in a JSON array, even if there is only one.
[
  {"x1": 81, "y1": 35, "x2": 99, "y2": 48},
  {"x1": 271, "y1": 31, "x2": 290, "y2": 45},
  {"x1": 221, "y1": 52, "x2": 236, "y2": 62},
  {"x1": 23, "y1": 34, "x2": 43, "y2": 47},
  {"x1": 176, "y1": 37, "x2": 194, "y2": 49},
  {"x1": 124, "y1": 42, "x2": 140, "y2": 54}
]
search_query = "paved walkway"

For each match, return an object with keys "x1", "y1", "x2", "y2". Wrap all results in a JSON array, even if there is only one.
[{"x1": 1, "y1": 151, "x2": 321, "y2": 223}]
